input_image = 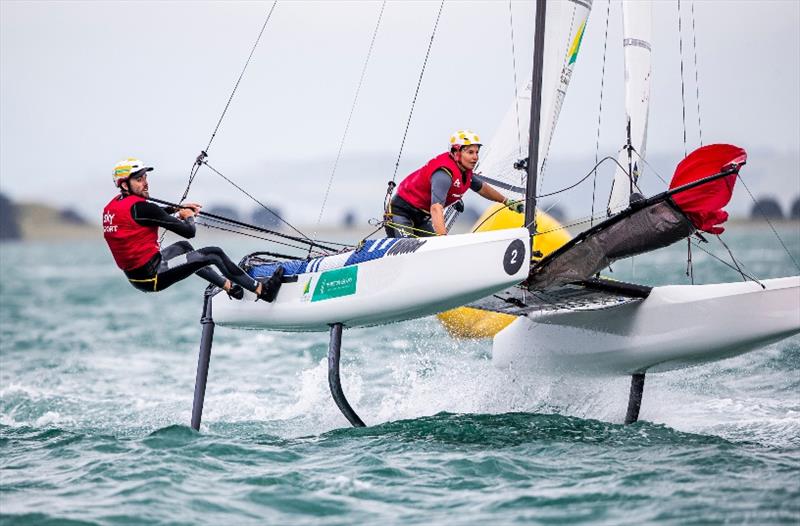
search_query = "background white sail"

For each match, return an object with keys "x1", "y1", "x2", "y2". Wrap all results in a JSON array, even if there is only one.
[
  {"x1": 477, "y1": 0, "x2": 593, "y2": 201},
  {"x1": 607, "y1": 0, "x2": 653, "y2": 215}
]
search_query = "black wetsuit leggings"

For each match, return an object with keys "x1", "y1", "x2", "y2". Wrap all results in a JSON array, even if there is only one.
[{"x1": 128, "y1": 241, "x2": 260, "y2": 293}]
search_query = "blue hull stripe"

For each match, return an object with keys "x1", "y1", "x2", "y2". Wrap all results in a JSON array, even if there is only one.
[{"x1": 247, "y1": 238, "x2": 400, "y2": 279}]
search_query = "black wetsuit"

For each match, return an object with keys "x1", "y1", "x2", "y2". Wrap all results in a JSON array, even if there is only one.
[{"x1": 123, "y1": 201, "x2": 261, "y2": 293}]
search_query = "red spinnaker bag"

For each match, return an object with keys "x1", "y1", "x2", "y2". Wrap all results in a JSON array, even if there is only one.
[{"x1": 669, "y1": 144, "x2": 746, "y2": 234}]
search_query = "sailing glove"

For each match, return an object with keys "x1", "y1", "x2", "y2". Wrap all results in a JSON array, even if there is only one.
[{"x1": 504, "y1": 198, "x2": 524, "y2": 214}]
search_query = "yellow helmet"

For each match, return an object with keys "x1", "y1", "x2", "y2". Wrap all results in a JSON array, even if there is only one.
[
  {"x1": 112, "y1": 158, "x2": 152, "y2": 187},
  {"x1": 449, "y1": 130, "x2": 481, "y2": 150}
]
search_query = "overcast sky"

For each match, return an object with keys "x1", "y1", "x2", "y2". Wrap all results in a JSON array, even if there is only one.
[{"x1": 1, "y1": 0, "x2": 798, "y2": 223}]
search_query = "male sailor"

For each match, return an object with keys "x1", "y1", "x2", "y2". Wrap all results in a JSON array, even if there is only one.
[
  {"x1": 102, "y1": 158, "x2": 283, "y2": 301},
  {"x1": 385, "y1": 130, "x2": 523, "y2": 237}
]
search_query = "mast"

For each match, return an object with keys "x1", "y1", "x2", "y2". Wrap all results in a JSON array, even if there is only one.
[{"x1": 524, "y1": 0, "x2": 547, "y2": 240}]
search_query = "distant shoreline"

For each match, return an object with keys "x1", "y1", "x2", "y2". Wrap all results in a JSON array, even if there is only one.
[{"x1": 1, "y1": 198, "x2": 797, "y2": 243}]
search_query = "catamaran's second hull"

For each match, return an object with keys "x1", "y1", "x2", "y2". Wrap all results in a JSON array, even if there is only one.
[{"x1": 492, "y1": 276, "x2": 800, "y2": 375}]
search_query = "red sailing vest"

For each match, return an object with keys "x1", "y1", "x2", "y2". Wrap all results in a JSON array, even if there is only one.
[
  {"x1": 103, "y1": 194, "x2": 159, "y2": 271},
  {"x1": 397, "y1": 152, "x2": 473, "y2": 210}
]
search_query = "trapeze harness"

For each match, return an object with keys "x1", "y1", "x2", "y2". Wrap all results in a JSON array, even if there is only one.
[{"x1": 102, "y1": 194, "x2": 262, "y2": 293}]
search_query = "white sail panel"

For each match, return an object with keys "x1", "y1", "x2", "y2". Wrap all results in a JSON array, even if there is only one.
[
  {"x1": 607, "y1": 0, "x2": 653, "y2": 215},
  {"x1": 477, "y1": 0, "x2": 592, "y2": 200}
]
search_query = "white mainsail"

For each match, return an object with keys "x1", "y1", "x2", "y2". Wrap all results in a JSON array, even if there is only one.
[
  {"x1": 477, "y1": 0, "x2": 592, "y2": 201},
  {"x1": 607, "y1": 0, "x2": 653, "y2": 215}
]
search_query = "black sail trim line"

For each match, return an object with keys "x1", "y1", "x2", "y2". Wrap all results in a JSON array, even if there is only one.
[{"x1": 479, "y1": 175, "x2": 526, "y2": 194}]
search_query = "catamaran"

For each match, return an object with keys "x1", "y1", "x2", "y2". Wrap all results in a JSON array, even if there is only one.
[
  {"x1": 440, "y1": 0, "x2": 800, "y2": 424},
  {"x1": 164, "y1": 0, "x2": 799, "y2": 430}
]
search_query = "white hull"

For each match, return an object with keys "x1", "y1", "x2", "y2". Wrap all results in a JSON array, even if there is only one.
[
  {"x1": 493, "y1": 276, "x2": 800, "y2": 375},
  {"x1": 214, "y1": 228, "x2": 530, "y2": 332}
]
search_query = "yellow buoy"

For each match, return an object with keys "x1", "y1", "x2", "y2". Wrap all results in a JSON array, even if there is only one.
[{"x1": 437, "y1": 203, "x2": 572, "y2": 339}]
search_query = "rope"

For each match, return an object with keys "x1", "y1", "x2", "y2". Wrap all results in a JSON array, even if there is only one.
[
  {"x1": 688, "y1": 236, "x2": 764, "y2": 286},
  {"x1": 632, "y1": 150, "x2": 669, "y2": 185},
  {"x1": 383, "y1": 220, "x2": 436, "y2": 238},
  {"x1": 198, "y1": 221, "x2": 311, "y2": 258},
  {"x1": 197, "y1": 215, "x2": 326, "y2": 255},
  {"x1": 148, "y1": 195, "x2": 350, "y2": 254},
  {"x1": 177, "y1": 1, "x2": 279, "y2": 205},
  {"x1": 390, "y1": 0, "x2": 445, "y2": 183},
  {"x1": 677, "y1": 0, "x2": 688, "y2": 158},
  {"x1": 736, "y1": 174, "x2": 800, "y2": 271},
  {"x1": 715, "y1": 234, "x2": 751, "y2": 283},
  {"x1": 539, "y1": 156, "x2": 627, "y2": 198},
  {"x1": 201, "y1": 161, "x2": 321, "y2": 245},
  {"x1": 162, "y1": 2, "x2": 278, "y2": 248},
  {"x1": 470, "y1": 156, "x2": 627, "y2": 233},
  {"x1": 690, "y1": 0, "x2": 703, "y2": 146},
  {"x1": 508, "y1": 1, "x2": 522, "y2": 158},
  {"x1": 316, "y1": 1, "x2": 386, "y2": 226},
  {"x1": 361, "y1": 220, "x2": 390, "y2": 242},
  {"x1": 592, "y1": 0, "x2": 612, "y2": 227}
]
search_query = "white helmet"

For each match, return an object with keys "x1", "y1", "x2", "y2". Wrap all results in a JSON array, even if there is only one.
[
  {"x1": 449, "y1": 130, "x2": 481, "y2": 151},
  {"x1": 112, "y1": 158, "x2": 152, "y2": 187}
]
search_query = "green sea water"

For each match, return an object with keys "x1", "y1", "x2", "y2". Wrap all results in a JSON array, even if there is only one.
[{"x1": 1, "y1": 225, "x2": 799, "y2": 525}]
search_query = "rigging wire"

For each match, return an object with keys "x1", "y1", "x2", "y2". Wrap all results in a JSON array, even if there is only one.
[
  {"x1": 162, "y1": 2, "x2": 282, "y2": 249},
  {"x1": 690, "y1": 0, "x2": 704, "y2": 146},
  {"x1": 177, "y1": 1, "x2": 279, "y2": 205},
  {"x1": 469, "y1": 156, "x2": 626, "y2": 233},
  {"x1": 201, "y1": 161, "x2": 324, "y2": 247},
  {"x1": 205, "y1": 2, "x2": 278, "y2": 158},
  {"x1": 689, "y1": 236, "x2": 764, "y2": 286},
  {"x1": 715, "y1": 234, "x2": 751, "y2": 283},
  {"x1": 508, "y1": 1, "x2": 523, "y2": 159},
  {"x1": 197, "y1": 221, "x2": 308, "y2": 259},
  {"x1": 316, "y1": 1, "x2": 386, "y2": 226},
  {"x1": 390, "y1": 0, "x2": 445, "y2": 184},
  {"x1": 148, "y1": 195, "x2": 349, "y2": 254},
  {"x1": 198, "y1": 218, "x2": 336, "y2": 256},
  {"x1": 632, "y1": 149, "x2": 669, "y2": 185},
  {"x1": 677, "y1": 0, "x2": 689, "y2": 158},
  {"x1": 538, "y1": 156, "x2": 628, "y2": 198},
  {"x1": 735, "y1": 174, "x2": 800, "y2": 271},
  {"x1": 592, "y1": 0, "x2": 612, "y2": 227}
]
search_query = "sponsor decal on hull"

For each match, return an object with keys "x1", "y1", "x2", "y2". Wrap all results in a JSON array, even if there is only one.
[{"x1": 311, "y1": 266, "x2": 358, "y2": 302}]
